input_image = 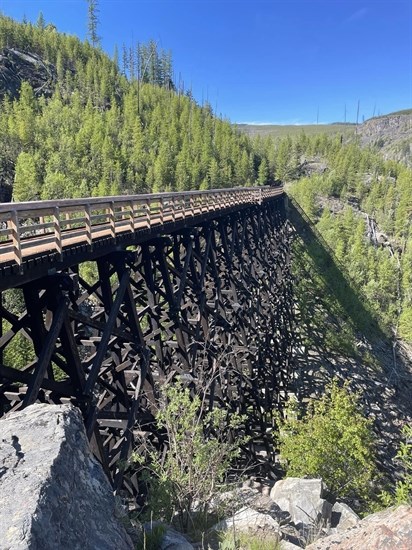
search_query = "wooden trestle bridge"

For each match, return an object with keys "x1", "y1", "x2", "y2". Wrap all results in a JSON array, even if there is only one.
[{"x1": 0, "y1": 186, "x2": 293, "y2": 496}]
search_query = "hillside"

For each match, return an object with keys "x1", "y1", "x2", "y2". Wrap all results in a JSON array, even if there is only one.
[
  {"x1": 237, "y1": 109, "x2": 412, "y2": 167},
  {"x1": 0, "y1": 14, "x2": 269, "y2": 202},
  {"x1": 352, "y1": 111, "x2": 412, "y2": 167},
  {"x1": 285, "y1": 133, "x2": 412, "y2": 342},
  {"x1": 235, "y1": 122, "x2": 355, "y2": 138}
]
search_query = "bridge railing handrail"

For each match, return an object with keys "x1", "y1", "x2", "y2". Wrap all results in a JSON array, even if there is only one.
[
  {"x1": 0, "y1": 186, "x2": 283, "y2": 267},
  {"x1": 0, "y1": 186, "x2": 276, "y2": 214}
]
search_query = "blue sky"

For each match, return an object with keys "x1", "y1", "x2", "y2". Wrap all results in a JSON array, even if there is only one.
[{"x1": 1, "y1": 0, "x2": 411, "y2": 124}]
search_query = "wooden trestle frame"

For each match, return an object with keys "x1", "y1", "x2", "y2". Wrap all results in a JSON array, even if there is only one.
[{"x1": 0, "y1": 188, "x2": 293, "y2": 497}]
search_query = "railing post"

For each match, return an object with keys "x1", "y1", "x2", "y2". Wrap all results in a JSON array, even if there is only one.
[
  {"x1": 160, "y1": 197, "x2": 164, "y2": 224},
  {"x1": 109, "y1": 201, "x2": 115, "y2": 241},
  {"x1": 129, "y1": 200, "x2": 135, "y2": 232},
  {"x1": 85, "y1": 203, "x2": 93, "y2": 248},
  {"x1": 53, "y1": 206, "x2": 62, "y2": 257},
  {"x1": 172, "y1": 196, "x2": 176, "y2": 222},
  {"x1": 9, "y1": 210, "x2": 22, "y2": 266},
  {"x1": 190, "y1": 195, "x2": 195, "y2": 218},
  {"x1": 145, "y1": 199, "x2": 151, "y2": 228}
]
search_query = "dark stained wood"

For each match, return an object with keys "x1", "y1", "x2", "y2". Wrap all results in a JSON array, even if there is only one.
[{"x1": 0, "y1": 189, "x2": 293, "y2": 500}]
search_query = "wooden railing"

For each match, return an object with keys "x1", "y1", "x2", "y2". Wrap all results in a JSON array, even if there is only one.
[{"x1": 0, "y1": 186, "x2": 283, "y2": 266}]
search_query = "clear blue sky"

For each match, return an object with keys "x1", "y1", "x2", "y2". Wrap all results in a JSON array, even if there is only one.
[{"x1": 1, "y1": 0, "x2": 411, "y2": 124}]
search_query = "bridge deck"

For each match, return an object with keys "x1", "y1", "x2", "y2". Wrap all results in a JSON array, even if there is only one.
[{"x1": 0, "y1": 186, "x2": 283, "y2": 289}]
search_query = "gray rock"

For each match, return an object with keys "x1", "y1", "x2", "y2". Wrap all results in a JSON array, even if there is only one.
[
  {"x1": 0, "y1": 403, "x2": 133, "y2": 550},
  {"x1": 213, "y1": 487, "x2": 291, "y2": 525},
  {"x1": 0, "y1": 48, "x2": 57, "y2": 100},
  {"x1": 280, "y1": 541, "x2": 302, "y2": 550},
  {"x1": 213, "y1": 506, "x2": 280, "y2": 537},
  {"x1": 211, "y1": 487, "x2": 261, "y2": 515},
  {"x1": 143, "y1": 521, "x2": 194, "y2": 549},
  {"x1": 331, "y1": 501, "x2": 360, "y2": 531},
  {"x1": 306, "y1": 505, "x2": 412, "y2": 549},
  {"x1": 270, "y1": 478, "x2": 332, "y2": 529}
]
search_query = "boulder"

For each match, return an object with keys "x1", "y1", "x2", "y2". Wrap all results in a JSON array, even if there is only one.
[
  {"x1": 0, "y1": 403, "x2": 133, "y2": 549},
  {"x1": 213, "y1": 506, "x2": 280, "y2": 538},
  {"x1": 210, "y1": 486, "x2": 261, "y2": 515},
  {"x1": 280, "y1": 541, "x2": 303, "y2": 550},
  {"x1": 212, "y1": 486, "x2": 291, "y2": 525},
  {"x1": 306, "y1": 505, "x2": 412, "y2": 549},
  {"x1": 143, "y1": 521, "x2": 194, "y2": 550},
  {"x1": 331, "y1": 501, "x2": 360, "y2": 531},
  {"x1": 270, "y1": 478, "x2": 332, "y2": 529}
]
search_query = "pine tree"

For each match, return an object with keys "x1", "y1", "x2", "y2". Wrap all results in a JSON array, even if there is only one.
[
  {"x1": 36, "y1": 11, "x2": 46, "y2": 30},
  {"x1": 86, "y1": 0, "x2": 100, "y2": 47}
]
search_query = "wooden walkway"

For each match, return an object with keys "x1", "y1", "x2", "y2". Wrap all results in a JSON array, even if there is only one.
[{"x1": 0, "y1": 187, "x2": 282, "y2": 269}]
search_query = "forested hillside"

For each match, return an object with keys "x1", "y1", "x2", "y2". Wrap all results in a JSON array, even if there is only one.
[
  {"x1": 0, "y1": 13, "x2": 410, "y2": 345},
  {"x1": 0, "y1": 14, "x2": 268, "y2": 201},
  {"x1": 275, "y1": 132, "x2": 412, "y2": 343}
]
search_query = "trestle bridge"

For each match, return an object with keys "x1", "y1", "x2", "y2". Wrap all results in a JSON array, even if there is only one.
[{"x1": 0, "y1": 186, "x2": 293, "y2": 496}]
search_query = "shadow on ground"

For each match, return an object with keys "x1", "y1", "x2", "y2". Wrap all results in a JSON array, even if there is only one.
[{"x1": 288, "y1": 197, "x2": 412, "y2": 483}]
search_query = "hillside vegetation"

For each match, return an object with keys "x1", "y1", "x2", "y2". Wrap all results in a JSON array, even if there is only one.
[
  {"x1": 278, "y1": 132, "x2": 412, "y2": 342},
  {"x1": 0, "y1": 14, "x2": 269, "y2": 201}
]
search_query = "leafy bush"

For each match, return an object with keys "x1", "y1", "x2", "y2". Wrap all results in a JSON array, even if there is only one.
[
  {"x1": 132, "y1": 382, "x2": 246, "y2": 533},
  {"x1": 278, "y1": 380, "x2": 378, "y2": 504},
  {"x1": 381, "y1": 424, "x2": 412, "y2": 506}
]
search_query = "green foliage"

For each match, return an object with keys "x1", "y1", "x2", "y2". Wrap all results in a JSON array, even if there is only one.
[
  {"x1": 2, "y1": 320, "x2": 36, "y2": 370},
  {"x1": 219, "y1": 531, "x2": 280, "y2": 550},
  {"x1": 286, "y1": 133, "x2": 412, "y2": 343},
  {"x1": 380, "y1": 424, "x2": 412, "y2": 506},
  {"x1": 0, "y1": 14, "x2": 269, "y2": 201},
  {"x1": 135, "y1": 524, "x2": 166, "y2": 550},
  {"x1": 1, "y1": 289, "x2": 35, "y2": 370},
  {"x1": 86, "y1": 0, "x2": 101, "y2": 47},
  {"x1": 131, "y1": 383, "x2": 245, "y2": 533},
  {"x1": 278, "y1": 381, "x2": 378, "y2": 504}
]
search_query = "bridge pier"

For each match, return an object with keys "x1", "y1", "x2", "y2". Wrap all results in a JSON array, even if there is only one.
[{"x1": 0, "y1": 194, "x2": 293, "y2": 497}]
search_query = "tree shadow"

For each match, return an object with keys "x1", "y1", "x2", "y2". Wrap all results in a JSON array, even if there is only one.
[{"x1": 288, "y1": 197, "x2": 412, "y2": 484}]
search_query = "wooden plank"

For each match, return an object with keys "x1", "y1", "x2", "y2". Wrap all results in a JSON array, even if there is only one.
[
  {"x1": 84, "y1": 270, "x2": 130, "y2": 396},
  {"x1": 23, "y1": 296, "x2": 69, "y2": 406},
  {"x1": 8, "y1": 210, "x2": 22, "y2": 266}
]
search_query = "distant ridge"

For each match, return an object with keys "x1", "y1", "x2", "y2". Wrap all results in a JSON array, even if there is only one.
[
  {"x1": 235, "y1": 123, "x2": 354, "y2": 138},
  {"x1": 370, "y1": 108, "x2": 412, "y2": 118},
  {"x1": 235, "y1": 108, "x2": 411, "y2": 145}
]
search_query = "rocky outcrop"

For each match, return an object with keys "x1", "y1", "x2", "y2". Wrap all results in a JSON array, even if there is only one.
[
  {"x1": 270, "y1": 478, "x2": 333, "y2": 531},
  {"x1": 354, "y1": 112, "x2": 412, "y2": 166},
  {"x1": 0, "y1": 403, "x2": 133, "y2": 550},
  {"x1": 214, "y1": 506, "x2": 281, "y2": 539},
  {"x1": 209, "y1": 479, "x2": 359, "y2": 548},
  {"x1": 0, "y1": 48, "x2": 57, "y2": 100},
  {"x1": 306, "y1": 504, "x2": 412, "y2": 550},
  {"x1": 142, "y1": 478, "x2": 409, "y2": 549}
]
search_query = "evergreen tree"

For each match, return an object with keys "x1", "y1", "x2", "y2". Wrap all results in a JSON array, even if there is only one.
[
  {"x1": 36, "y1": 11, "x2": 46, "y2": 30},
  {"x1": 86, "y1": 0, "x2": 100, "y2": 47}
]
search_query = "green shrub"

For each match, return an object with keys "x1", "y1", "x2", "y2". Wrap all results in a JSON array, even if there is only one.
[
  {"x1": 219, "y1": 531, "x2": 280, "y2": 550},
  {"x1": 278, "y1": 380, "x2": 378, "y2": 505},
  {"x1": 381, "y1": 424, "x2": 412, "y2": 506},
  {"x1": 131, "y1": 382, "x2": 246, "y2": 534}
]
